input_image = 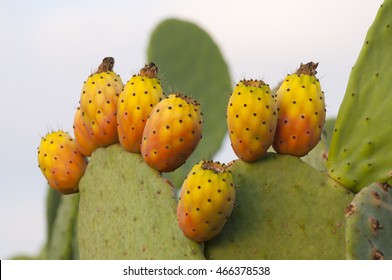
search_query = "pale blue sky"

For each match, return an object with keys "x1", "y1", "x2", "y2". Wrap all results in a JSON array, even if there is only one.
[{"x1": 0, "y1": 0, "x2": 383, "y2": 259}]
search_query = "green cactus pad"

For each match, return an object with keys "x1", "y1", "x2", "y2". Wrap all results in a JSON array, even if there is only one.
[
  {"x1": 47, "y1": 193, "x2": 79, "y2": 259},
  {"x1": 205, "y1": 154, "x2": 354, "y2": 259},
  {"x1": 78, "y1": 144, "x2": 205, "y2": 260},
  {"x1": 328, "y1": 1, "x2": 392, "y2": 192},
  {"x1": 148, "y1": 18, "x2": 232, "y2": 187},
  {"x1": 345, "y1": 182, "x2": 392, "y2": 259}
]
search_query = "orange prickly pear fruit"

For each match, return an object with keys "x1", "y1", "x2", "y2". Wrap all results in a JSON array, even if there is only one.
[
  {"x1": 117, "y1": 62, "x2": 164, "y2": 153},
  {"x1": 37, "y1": 130, "x2": 88, "y2": 194},
  {"x1": 273, "y1": 62, "x2": 326, "y2": 157},
  {"x1": 74, "y1": 57, "x2": 124, "y2": 156},
  {"x1": 177, "y1": 160, "x2": 236, "y2": 242},
  {"x1": 73, "y1": 107, "x2": 99, "y2": 156},
  {"x1": 141, "y1": 93, "x2": 203, "y2": 172},
  {"x1": 227, "y1": 79, "x2": 277, "y2": 162}
]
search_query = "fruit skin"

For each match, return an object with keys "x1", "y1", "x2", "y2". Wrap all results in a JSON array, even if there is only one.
[
  {"x1": 141, "y1": 93, "x2": 203, "y2": 172},
  {"x1": 177, "y1": 160, "x2": 236, "y2": 242},
  {"x1": 38, "y1": 130, "x2": 88, "y2": 194},
  {"x1": 74, "y1": 57, "x2": 124, "y2": 156},
  {"x1": 73, "y1": 107, "x2": 98, "y2": 156},
  {"x1": 273, "y1": 62, "x2": 326, "y2": 157},
  {"x1": 227, "y1": 79, "x2": 277, "y2": 162},
  {"x1": 117, "y1": 63, "x2": 164, "y2": 153}
]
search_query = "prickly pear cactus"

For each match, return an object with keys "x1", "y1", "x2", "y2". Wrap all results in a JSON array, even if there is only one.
[
  {"x1": 328, "y1": 1, "x2": 392, "y2": 192},
  {"x1": 345, "y1": 182, "x2": 392, "y2": 259},
  {"x1": 77, "y1": 144, "x2": 205, "y2": 259},
  {"x1": 205, "y1": 154, "x2": 354, "y2": 259},
  {"x1": 148, "y1": 18, "x2": 231, "y2": 187}
]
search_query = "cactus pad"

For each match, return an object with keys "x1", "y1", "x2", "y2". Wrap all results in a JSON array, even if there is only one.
[
  {"x1": 328, "y1": 1, "x2": 392, "y2": 192},
  {"x1": 345, "y1": 182, "x2": 392, "y2": 259},
  {"x1": 205, "y1": 154, "x2": 354, "y2": 259},
  {"x1": 77, "y1": 144, "x2": 204, "y2": 259}
]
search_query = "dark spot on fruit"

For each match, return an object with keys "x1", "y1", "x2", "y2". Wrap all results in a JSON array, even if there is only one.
[
  {"x1": 137, "y1": 106, "x2": 140, "y2": 110},
  {"x1": 284, "y1": 120, "x2": 288, "y2": 124},
  {"x1": 187, "y1": 190, "x2": 190, "y2": 194},
  {"x1": 150, "y1": 104, "x2": 153, "y2": 107},
  {"x1": 179, "y1": 119, "x2": 183, "y2": 123},
  {"x1": 253, "y1": 113, "x2": 257, "y2": 116},
  {"x1": 243, "y1": 104, "x2": 247, "y2": 107},
  {"x1": 286, "y1": 88, "x2": 290, "y2": 92},
  {"x1": 179, "y1": 138, "x2": 184, "y2": 142},
  {"x1": 89, "y1": 100, "x2": 92, "y2": 103},
  {"x1": 217, "y1": 189, "x2": 222, "y2": 193},
  {"x1": 309, "y1": 98, "x2": 313, "y2": 101},
  {"x1": 106, "y1": 100, "x2": 110, "y2": 104},
  {"x1": 144, "y1": 91, "x2": 148, "y2": 94},
  {"x1": 107, "y1": 84, "x2": 111, "y2": 87},
  {"x1": 301, "y1": 115, "x2": 305, "y2": 119},
  {"x1": 208, "y1": 179, "x2": 212, "y2": 183},
  {"x1": 227, "y1": 197, "x2": 231, "y2": 202},
  {"x1": 166, "y1": 125, "x2": 170, "y2": 129},
  {"x1": 207, "y1": 199, "x2": 211, "y2": 202},
  {"x1": 293, "y1": 101, "x2": 296, "y2": 104},
  {"x1": 168, "y1": 106, "x2": 172, "y2": 110},
  {"x1": 196, "y1": 208, "x2": 200, "y2": 211},
  {"x1": 246, "y1": 128, "x2": 249, "y2": 131},
  {"x1": 237, "y1": 92, "x2": 241, "y2": 95},
  {"x1": 121, "y1": 99, "x2": 124, "y2": 103},
  {"x1": 258, "y1": 97, "x2": 261, "y2": 100},
  {"x1": 165, "y1": 145, "x2": 169, "y2": 149},
  {"x1": 292, "y1": 135, "x2": 296, "y2": 139}
]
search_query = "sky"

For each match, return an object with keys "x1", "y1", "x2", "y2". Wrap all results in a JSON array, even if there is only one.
[{"x1": 0, "y1": 0, "x2": 383, "y2": 259}]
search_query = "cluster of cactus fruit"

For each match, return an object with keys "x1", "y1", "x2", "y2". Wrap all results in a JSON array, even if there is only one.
[{"x1": 33, "y1": 0, "x2": 392, "y2": 260}]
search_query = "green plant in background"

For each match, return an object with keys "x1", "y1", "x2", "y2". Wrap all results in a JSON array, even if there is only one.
[{"x1": 21, "y1": 0, "x2": 392, "y2": 260}]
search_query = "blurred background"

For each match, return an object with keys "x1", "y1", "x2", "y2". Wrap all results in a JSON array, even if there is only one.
[{"x1": 0, "y1": 0, "x2": 383, "y2": 259}]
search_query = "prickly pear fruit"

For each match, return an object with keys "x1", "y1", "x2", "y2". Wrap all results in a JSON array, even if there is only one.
[
  {"x1": 141, "y1": 93, "x2": 203, "y2": 172},
  {"x1": 73, "y1": 107, "x2": 98, "y2": 156},
  {"x1": 74, "y1": 57, "x2": 124, "y2": 155},
  {"x1": 273, "y1": 62, "x2": 326, "y2": 157},
  {"x1": 177, "y1": 160, "x2": 235, "y2": 242},
  {"x1": 227, "y1": 79, "x2": 277, "y2": 162},
  {"x1": 37, "y1": 131, "x2": 88, "y2": 194},
  {"x1": 117, "y1": 62, "x2": 164, "y2": 153}
]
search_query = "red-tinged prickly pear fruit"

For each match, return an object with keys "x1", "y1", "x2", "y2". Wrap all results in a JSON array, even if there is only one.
[
  {"x1": 37, "y1": 130, "x2": 88, "y2": 194},
  {"x1": 73, "y1": 107, "x2": 98, "y2": 156},
  {"x1": 141, "y1": 93, "x2": 203, "y2": 172},
  {"x1": 177, "y1": 160, "x2": 236, "y2": 242},
  {"x1": 75, "y1": 57, "x2": 124, "y2": 153},
  {"x1": 227, "y1": 79, "x2": 277, "y2": 162},
  {"x1": 117, "y1": 62, "x2": 164, "y2": 153},
  {"x1": 273, "y1": 62, "x2": 326, "y2": 157}
]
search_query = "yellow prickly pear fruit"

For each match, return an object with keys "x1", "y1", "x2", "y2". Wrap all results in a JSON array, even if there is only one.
[
  {"x1": 117, "y1": 62, "x2": 164, "y2": 153},
  {"x1": 273, "y1": 62, "x2": 326, "y2": 157},
  {"x1": 177, "y1": 160, "x2": 236, "y2": 242},
  {"x1": 227, "y1": 79, "x2": 277, "y2": 162},
  {"x1": 141, "y1": 93, "x2": 203, "y2": 172},
  {"x1": 37, "y1": 130, "x2": 88, "y2": 194},
  {"x1": 74, "y1": 57, "x2": 124, "y2": 156}
]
